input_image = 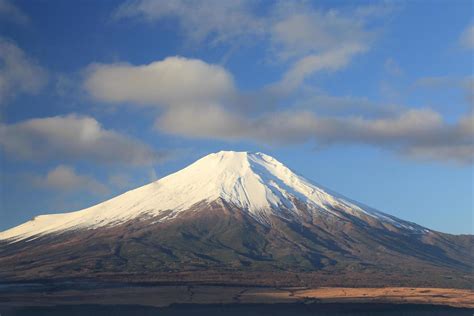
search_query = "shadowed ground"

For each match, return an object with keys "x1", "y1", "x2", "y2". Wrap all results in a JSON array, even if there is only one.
[{"x1": 0, "y1": 284, "x2": 473, "y2": 309}]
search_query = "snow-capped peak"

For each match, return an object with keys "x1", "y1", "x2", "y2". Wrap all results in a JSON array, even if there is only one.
[{"x1": 0, "y1": 151, "x2": 421, "y2": 242}]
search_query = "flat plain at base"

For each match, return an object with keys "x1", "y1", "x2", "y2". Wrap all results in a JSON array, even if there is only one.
[{"x1": 0, "y1": 286, "x2": 473, "y2": 309}]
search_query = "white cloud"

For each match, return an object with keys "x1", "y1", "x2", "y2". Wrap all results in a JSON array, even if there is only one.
[
  {"x1": 0, "y1": 37, "x2": 48, "y2": 104},
  {"x1": 268, "y1": 2, "x2": 383, "y2": 92},
  {"x1": 114, "y1": 0, "x2": 264, "y2": 45},
  {"x1": 403, "y1": 144, "x2": 473, "y2": 164},
  {"x1": 400, "y1": 114, "x2": 473, "y2": 163},
  {"x1": 0, "y1": 0, "x2": 30, "y2": 25},
  {"x1": 84, "y1": 56, "x2": 235, "y2": 107},
  {"x1": 157, "y1": 106, "x2": 437, "y2": 144},
  {"x1": 156, "y1": 105, "x2": 473, "y2": 164},
  {"x1": 460, "y1": 24, "x2": 474, "y2": 50},
  {"x1": 269, "y1": 5, "x2": 375, "y2": 62},
  {"x1": 156, "y1": 104, "x2": 247, "y2": 141},
  {"x1": 114, "y1": 1, "x2": 390, "y2": 91},
  {"x1": 0, "y1": 114, "x2": 161, "y2": 165},
  {"x1": 83, "y1": 54, "x2": 472, "y2": 165},
  {"x1": 32, "y1": 165, "x2": 109, "y2": 195},
  {"x1": 273, "y1": 44, "x2": 367, "y2": 92}
]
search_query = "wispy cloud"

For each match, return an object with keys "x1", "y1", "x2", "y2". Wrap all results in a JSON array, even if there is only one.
[
  {"x1": 268, "y1": 3, "x2": 377, "y2": 62},
  {"x1": 0, "y1": 37, "x2": 48, "y2": 105},
  {"x1": 113, "y1": 0, "x2": 264, "y2": 45},
  {"x1": 413, "y1": 75, "x2": 474, "y2": 108},
  {"x1": 0, "y1": 0, "x2": 30, "y2": 26},
  {"x1": 272, "y1": 43, "x2": 368, "y2": 92},
  {"x1": 30, "y1": 165, "x2": 109, "y2": 195},
  {"x1": 459, "y1": 24, "x2": 474, "y2": 50},
  {"x1": 114, "y1": 1, "x2": 392, "y2": 91}
]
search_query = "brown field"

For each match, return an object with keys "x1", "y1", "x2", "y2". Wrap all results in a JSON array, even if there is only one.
[
  {"x1": 242, "y1": 287, "x2": 474, "y2": 308},
  {"x1": 1, "y1": 286, "x2": 472, "y2": 309}
]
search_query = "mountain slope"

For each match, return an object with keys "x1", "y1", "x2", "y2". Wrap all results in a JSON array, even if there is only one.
[
  {"x1": 0, "y1": 151, "x2": 423, "y2": 241},
  {"x1": 0, "y1": 151, "x2": 472, "y2": 288}
]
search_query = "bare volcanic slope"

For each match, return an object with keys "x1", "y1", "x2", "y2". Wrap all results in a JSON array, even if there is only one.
[{"x1": 0, "y1": 151, "x2": 472, "y2": 288}]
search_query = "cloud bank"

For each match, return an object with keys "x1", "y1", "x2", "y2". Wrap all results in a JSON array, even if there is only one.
[
  {"x1": 84, "y1": 57, "x2": 235, "y2": 106},
  {"x1": 84, "y1": 56, "x2": 473, "y2": 165},
  {"x1": 0, "y1": 115, "x2": 162, "y2": 165}
]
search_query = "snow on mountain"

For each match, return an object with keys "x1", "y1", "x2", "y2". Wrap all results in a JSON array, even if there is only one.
[{"x1": 0, "y1": 151, "x2": 422, "y2": 242}]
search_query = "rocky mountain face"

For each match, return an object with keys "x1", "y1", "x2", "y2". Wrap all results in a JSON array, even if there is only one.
[{"x1": 0, "y1": 151, "x2": 472, "y2": 288}]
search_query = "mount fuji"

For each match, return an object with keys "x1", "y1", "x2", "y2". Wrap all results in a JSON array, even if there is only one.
[{"x1": 0, "y1": 151, "x2": 472, "y2": 288}]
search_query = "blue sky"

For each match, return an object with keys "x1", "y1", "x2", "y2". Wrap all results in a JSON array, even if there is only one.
[{"x1": 0, "y1": 0, "x2": 472, "y2": 234}]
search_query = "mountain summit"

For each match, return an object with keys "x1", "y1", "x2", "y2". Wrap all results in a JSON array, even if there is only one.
[
  {"x1": 0, "y1": 151, "x2": 472, "y2": 288},
  {"x1": 0, "y1": 151, "x2": 420, "y2": 241}
]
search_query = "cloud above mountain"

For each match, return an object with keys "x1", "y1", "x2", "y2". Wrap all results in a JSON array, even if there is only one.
[
  {"x1": 84, "y1": 57, "x2": 235, "y2": 107},
  {"x1": 114, "y1": 1, "x2": 389, "y2": 91},
  {"x1": 84, "y1": 55, "x2": 473, "y2": 164}
]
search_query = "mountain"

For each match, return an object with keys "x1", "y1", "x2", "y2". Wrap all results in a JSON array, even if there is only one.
[{"x1": 0, "y1": 151, "x2": 472, "y2": 288}]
